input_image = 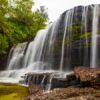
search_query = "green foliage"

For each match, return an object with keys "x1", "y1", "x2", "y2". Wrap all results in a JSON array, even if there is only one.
[
  {"x1": 80, "y1": 32, "x2": 91, "y2": 39},
  {"x1": 0, "y1": 35, "x2": 8, "y2": 55},
  {"x1": 71, "y1": 25, "x2": 81, "y2": 41},
  {"x1": 64, "y1": 25, "x2": 91, "y2": 46},
  {"x1": 65, "y1": 37, "x2": 72, "y2": 45},
  {"x1": 0, "y1": 0, "x2": 48, "y2": 57}
]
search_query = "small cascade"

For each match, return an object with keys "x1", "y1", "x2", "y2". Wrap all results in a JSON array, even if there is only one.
[
  {"x1": 0, "y1": 42, "x2": 28, "y2": 83},
  {"x1": 7, "y1": 42, "x2": 27, "y2": 70},
  {"x1": 46, "y1": 74, "x2": 54, "y2": 90},
  {"x1": 41, "y1": 75, "x2": 46, "y2": 88}
]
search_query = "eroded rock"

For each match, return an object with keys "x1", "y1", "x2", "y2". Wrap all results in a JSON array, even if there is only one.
[{"x1": 74, "y1": 67, "x2": 100, "y2": 88}]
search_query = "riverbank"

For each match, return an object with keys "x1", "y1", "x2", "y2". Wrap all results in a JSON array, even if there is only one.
[
  {"x1": 0, "y1": 67, "x2": 100, "y2": 100},
  {"x1": 0, "y1": 83, "x2": 29, "y2": 100},
  {"x1": 24, "y1": 86, "x2": 100, "y2": 100},
  {"x1": 1, "y1": 83, "x2": 99, "y2": 100}
]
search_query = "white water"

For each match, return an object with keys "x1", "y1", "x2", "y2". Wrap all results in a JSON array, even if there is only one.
[
  {"x1": 23, "y1": 30, "x2": 48, "y2": 69},
  {"x1": 91, "y1": 5, "x2": 99, "y2": 68},
  {"x1": 81, "y1": 6, "x2": 89, "y2": 66},
  {"x1": 60, "y1": 10, "x2": 74, "y2": 71},
  {"x1": 7, "y1": 43, "x2": 27, "y2": 70}
]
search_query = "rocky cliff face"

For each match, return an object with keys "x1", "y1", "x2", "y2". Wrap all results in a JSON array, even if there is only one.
[{"x1": 0, "y1": 56, "x2": 7, "y2": 70}]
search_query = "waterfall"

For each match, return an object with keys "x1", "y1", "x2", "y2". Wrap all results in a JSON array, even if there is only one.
[
  {"x1": 81, "y1": 6, "x2": 89, "y2": 66},
  {"x1": 60, "y1": 9, "x2": 74, "y2": 71},
  {"x1": 0, "y1": 4, "x2": 100, "y2": 83},
  {"x1": 91, "y1": 5, "x2": 99, "y2": 68},
  {"x1": 23, "y1": 30, "x2": 48, "y2": 70},
  {"x1": 7, "y1": 42, "x2": 27, "y2": 70}
]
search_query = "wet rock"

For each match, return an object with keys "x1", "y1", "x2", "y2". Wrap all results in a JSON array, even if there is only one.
[
  {"x1": 0, "y1": 56, "x2": 7, "y2": 70},
  {"x1": 22, "y1": 67, "x2": 100, "y2": 91},
  {"x1": 51, "y1": 73, "x2": 78, "y2": 89},
  {"x1": 28, "y1": 82, "x2": 42, "y2": 94},
  {"x1": 22, "y1": 72, "x2": 78, "y2": 90},
  {"x1": 23, "y1": 72, "x2": 51, "y2": 88}
]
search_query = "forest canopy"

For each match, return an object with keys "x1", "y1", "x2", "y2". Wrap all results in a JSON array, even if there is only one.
[{"x1": 0, "y1": 0, "x2": 49, "y2": 56}]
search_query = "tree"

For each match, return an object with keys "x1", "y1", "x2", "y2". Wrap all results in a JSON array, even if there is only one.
[{"x1": 0, "y1": 0, "x2": 49, "y2": 56}]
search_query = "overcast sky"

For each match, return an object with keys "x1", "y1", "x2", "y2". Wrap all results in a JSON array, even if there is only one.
[{"x1": 33, "y1": 0, "x2": 100, "y2": 22}]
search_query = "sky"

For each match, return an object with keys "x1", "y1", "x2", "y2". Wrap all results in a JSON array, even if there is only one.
[{"x1": 33, "y1": 0, "x2": 100, "y2": 22}]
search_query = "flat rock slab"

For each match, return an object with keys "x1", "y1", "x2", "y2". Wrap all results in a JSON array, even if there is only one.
[{"x1": 21, "y1": 71, "x2": 77, "y2": 89}]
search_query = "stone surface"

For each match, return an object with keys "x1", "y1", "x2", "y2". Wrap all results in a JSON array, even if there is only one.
[
  {"x1": 22, "y1": 72, "x2": 78, "y2": 90},
  {"x1": 23, "y1": 87, "x2": 100, "y2": 100},
  {"x1": 0, "y1": 56, "x2": 7, "y2": 70},
  {"x1": 23, "y1": 67, "x2": 100, "y2": 100},
  {"x1": 74, "y1": 67, "x2": 100, "y2": 88},
  {"x1": 21, "y1": 67, "x2": 100, "y2": 90}
]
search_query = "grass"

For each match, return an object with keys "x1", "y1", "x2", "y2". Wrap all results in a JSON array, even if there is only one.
[{"x1": 0, "y1": 83, "x2": 29, "y2": 100}]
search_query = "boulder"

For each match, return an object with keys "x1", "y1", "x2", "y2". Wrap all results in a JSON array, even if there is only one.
[{"x1": 74, "y1": 67, "x2": 100, "y2": 88}]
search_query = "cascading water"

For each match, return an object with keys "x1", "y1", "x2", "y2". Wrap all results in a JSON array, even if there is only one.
[
  {"x1": 60, "y1": 9, "x2": 74, "y2": 71},
  {"x1": 91, "y1": 5, "x2": 99, "y2": 68},
  {"x1": 7, "y1": 42, "x2": 27, "y2": 70},
  {"x1": 0, "y1": 4, "x2": 100, "y2": 83},
  {"x1": 23, "y1": 30, "x2": 48, "y2": 70},
  {"x1": 81, "y1": 6, "x2": 89, "y2": 66}
]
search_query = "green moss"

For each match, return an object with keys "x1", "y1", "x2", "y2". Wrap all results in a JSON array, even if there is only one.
[
  {"x1": 0, "y1": 83, "x2": 29, "y2": 100},
  {"x1": 80, "y1": 32, "x2": 91, "y2": 39},
  {"x1": 64, "y1": 38, "x2": 72, "y2": 46}
]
